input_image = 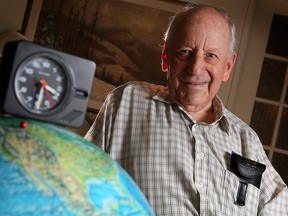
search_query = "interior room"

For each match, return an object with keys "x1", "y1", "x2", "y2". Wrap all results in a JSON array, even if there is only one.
[{"x1": 0, "y1": 0, "x2": 287, "y2": 213}]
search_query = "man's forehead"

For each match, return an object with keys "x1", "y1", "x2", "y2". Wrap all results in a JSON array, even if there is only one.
[
  {"x1": 167, "y1": 8, "x2": 230, "y2": 46},
  {"x1": 185, "y1": 8, "x2": 228, "y2": 28}
]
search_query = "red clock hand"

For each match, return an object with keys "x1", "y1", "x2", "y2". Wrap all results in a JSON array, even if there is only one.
[{"x1": 40, "y1": 79, "x2": 55, "y2": 108}]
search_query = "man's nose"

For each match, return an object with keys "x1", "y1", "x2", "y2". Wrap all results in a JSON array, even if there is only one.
[{"x1": 187, "y1": 54, "x2": 205, "y2": 75}]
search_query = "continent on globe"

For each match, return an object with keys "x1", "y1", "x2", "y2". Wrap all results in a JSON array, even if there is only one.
[{"x1": 0, "y1": 117, "x2": 154, "y2": 216}]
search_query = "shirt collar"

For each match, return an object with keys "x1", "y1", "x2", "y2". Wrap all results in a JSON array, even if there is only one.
[
  {"x1": 152, "y1": 89, "x2": 230, "y2": 134},
  {"x1": 152, "y1": 86, "x2": 173, "y2": 103},
  {"x1": 213, "y1": 96, "x2": 230, "y2": 134}
]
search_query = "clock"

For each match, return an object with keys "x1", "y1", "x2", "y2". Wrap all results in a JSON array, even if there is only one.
[
  {"x1": 14, "y1": 53, "x2": 71, "y2": 115},
  {"x1": 0, "y1": 40, "x2": 96, "y2": 127}
]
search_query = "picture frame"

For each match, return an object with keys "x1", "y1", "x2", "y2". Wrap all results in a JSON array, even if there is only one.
[
  {"x1": 33, "y1": 0, "x2": 185, "y2": 112},
  {"x1": 21, "y1": 0, "x2": 43, "y2": 41}
]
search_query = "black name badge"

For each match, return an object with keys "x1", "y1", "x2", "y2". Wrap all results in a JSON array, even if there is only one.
[{"x1": 230, "y1": 152, "x2": 266, "y2": 206}]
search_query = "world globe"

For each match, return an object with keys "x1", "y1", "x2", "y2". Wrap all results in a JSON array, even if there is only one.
[{"x1": 0, "y1": 117, "x2": 154, "y2": 216}]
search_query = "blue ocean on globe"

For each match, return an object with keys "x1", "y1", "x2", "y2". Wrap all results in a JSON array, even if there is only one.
[{"x1": 0, "y1": 117, "x2": 154, "y2": 215}]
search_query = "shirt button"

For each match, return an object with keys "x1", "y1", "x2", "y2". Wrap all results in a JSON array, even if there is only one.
[
  {"x1": 199, "y1": 152, "x2": 205, "y2": 158},
  {"x1": 198, "y1": 182, "x2": 204, "y2": 188}
]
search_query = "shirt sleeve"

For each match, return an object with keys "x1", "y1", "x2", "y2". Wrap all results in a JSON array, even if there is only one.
[
  {"x1": 258, "y1": 157, "x2": 288, "y2": 215},
  {"x1": 254, "y1": 136, "x2": 288, "y2": 215},
  {"x1": 259, "y1": 187, "x2": 288, "y2": 215},
  {"x1": 84, "y1": 91, "x2": 116, "y2": 152}
]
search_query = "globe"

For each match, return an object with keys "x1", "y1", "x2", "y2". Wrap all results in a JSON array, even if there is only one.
[{"x1": 0, "y1": 117, "x2": 154, "y2": 216}]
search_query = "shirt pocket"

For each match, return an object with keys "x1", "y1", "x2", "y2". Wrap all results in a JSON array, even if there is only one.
[{"x1": 220, "y1": 170, "x2": 260, "y2": 216}]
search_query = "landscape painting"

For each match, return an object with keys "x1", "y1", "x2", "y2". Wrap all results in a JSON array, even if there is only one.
[{"x1": 34, "y1": 0, "x2": 176, "y2": 111}]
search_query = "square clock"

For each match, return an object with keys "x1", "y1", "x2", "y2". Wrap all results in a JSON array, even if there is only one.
[{"x1": 0, "y1": 40, "x2": 96, "y2": 128}]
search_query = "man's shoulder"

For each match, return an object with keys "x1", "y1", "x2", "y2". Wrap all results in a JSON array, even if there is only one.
[
  {"x1": 111, "y1": 81, "x2": 167, "y2": 97},
  {"x1": 224, "y1": 108, "x2": 258, "y2": 136}
]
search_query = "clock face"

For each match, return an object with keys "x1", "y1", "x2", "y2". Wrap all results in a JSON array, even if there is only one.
[{"x1": 14, "y1": 54, "x2": 70, "y2": 115}]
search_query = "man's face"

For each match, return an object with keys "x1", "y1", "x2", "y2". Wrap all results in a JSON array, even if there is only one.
[{"x1": 163, "y1": 8, "x2": 236, "y2": 112}]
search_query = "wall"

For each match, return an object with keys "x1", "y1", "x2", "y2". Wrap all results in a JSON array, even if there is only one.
[
  {"x1": 0, "y1": 0, "x2": 42, "y2": 41},
  {"x1": 0, "y1": 0, "x2": 28, "y2": 34}
]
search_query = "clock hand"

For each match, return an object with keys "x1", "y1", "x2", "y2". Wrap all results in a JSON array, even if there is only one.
[
  {"x1": 40, "y1": 79, "x2": 55, "y2": 108},
  {"x1": 44, "y1": 87, "x2": 55, "y2": 108},
  {"x1": 40, "y1": 79, "x2": 60, "y2": 97},
  {"x1": 35, "y1": 85, "x2": 44, "y2": 109},
  {"x1": 45, "y1": 85, "x2": 60, "y2": 97}
]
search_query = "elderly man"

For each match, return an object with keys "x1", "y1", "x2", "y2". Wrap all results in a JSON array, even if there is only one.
[{"x1": 86, "y1": 4, "x2": 288, "y2": 215}]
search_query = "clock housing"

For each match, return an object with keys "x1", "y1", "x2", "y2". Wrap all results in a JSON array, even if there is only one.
[{"x1": 0, "y1": 40, "x2": 96, "y2": 128}]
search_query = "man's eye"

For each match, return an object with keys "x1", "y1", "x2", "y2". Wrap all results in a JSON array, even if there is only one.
[
  {"x1": 204, "y1": 53, "x2": 219, "y2": 64},
  {"x1": 176, "y1": 50, "x2": 192, "y2": 60},
  {"x1": 206, "y1": 53, "x2": 218, "y2": 58}
]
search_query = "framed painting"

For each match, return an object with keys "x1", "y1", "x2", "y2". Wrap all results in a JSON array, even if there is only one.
[{"x1": 33, "y1": 0, "x2": 185, "y2": 112}]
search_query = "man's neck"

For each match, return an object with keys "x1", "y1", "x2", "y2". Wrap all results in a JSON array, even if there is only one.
[
  {"x1": 189, "y1": 108, "x2": 215, "y2": 124},
  {"x1": 184, "y1": 102, "x2": 215, "y2": 124}
]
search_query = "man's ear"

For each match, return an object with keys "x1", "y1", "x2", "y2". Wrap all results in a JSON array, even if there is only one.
[
  {"x1": 222, "y1": 52, "x2": 237, "y2": 82},
  {"x1": 161, "y1": 44, "x2": 169, "y2": 72}
]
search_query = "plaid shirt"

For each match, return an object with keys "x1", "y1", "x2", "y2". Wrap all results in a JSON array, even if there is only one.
[{"x1": 85, "y1": 81, "x2": 288, "y2": 216}]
